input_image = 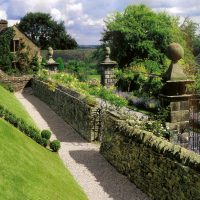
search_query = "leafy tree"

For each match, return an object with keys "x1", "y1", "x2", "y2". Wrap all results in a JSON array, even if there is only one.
[
  {"x1": 180, "y1": 17, "x2": 200, "y2": 57},
  {"x1": 102, "y1": 5, "x2": 192, "y2": 71},
  {"x1": 194, "y1": 36, "x2": 200, "y2": 57},
  {"x1": 18, "y1": 12, "x2": 77, "y2": 50}
]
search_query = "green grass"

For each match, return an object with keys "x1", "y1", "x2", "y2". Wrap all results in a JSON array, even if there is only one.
[
  {"x1": 0, "y1": 119, "x2": 88, "y2": 200},
  {"x1": 0, "y1": 86, "x2": 35, "y2": 126}
]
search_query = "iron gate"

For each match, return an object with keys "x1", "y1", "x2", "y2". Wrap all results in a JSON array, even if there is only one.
[{"x1": 189, "y1": 97, "x2": 200, "y2": 154}]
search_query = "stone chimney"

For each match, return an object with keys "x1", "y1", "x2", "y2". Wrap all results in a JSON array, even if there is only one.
[{"x1": 0, "y1": 20, "x2": 8, "y2": 32}]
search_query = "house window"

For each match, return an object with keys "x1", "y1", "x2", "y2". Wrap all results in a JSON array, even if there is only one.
[{"x1": 10, "y1": 39, "x2": 20, "y2": 52}]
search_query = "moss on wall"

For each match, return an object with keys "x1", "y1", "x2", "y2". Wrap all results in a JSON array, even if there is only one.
[
  {"x1": 31, "y1": 79, "x2": 100, "y2": 141},
  {"x1": 100, "y1": 111, "x2": 200, "y2": 200}
]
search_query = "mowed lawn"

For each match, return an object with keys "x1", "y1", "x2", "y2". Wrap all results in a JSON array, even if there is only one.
[
  {"x1": 0, "y1": 85, "x2": 35, "y2": 126},
  {"x1": 0, "y1": 119, "x2": 88, "y2": 200}
]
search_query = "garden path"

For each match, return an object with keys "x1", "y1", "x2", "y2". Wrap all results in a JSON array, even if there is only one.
[{"x1": 15, "y1": 88, "x2": 150, "y2": 200}]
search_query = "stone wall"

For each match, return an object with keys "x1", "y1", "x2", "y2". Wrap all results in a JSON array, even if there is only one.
[
  {"x1": 0, "y1": 70, "x2": 32, "y2": 91},
  {"x1": 100, "y1": 111, "x2": 200, "y2": 200},
  {"x1": 31, "y1": 79, "x2": 101, "y2": 141}
]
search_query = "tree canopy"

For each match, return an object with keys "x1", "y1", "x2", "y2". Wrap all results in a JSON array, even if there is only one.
[
  {"x1": 102, "y1": 5, "x2": 194, "y2": 73},
  {"x1": 180, "y1": 17, "x2": 200, "y2": 57},
  {"x1": 18, "y1": 12, "x2": 77, "y2": 50}
]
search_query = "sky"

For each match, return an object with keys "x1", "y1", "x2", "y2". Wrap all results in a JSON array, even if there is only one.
[{"x1": 0, "y1": 0, "x2": 200, "y2": 45}]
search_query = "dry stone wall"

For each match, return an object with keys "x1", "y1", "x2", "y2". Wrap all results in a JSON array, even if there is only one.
[
  {"x1": 31, "y1": 79, "x2": 101, "y2": 141},
  {"x1": 100, "y1": 111, "x2": 200, "y2": 200},
  {"x1": 0, "y1": 70, "x2": 32, "y2": 91}
]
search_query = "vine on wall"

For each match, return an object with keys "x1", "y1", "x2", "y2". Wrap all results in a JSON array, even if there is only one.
[{"x1": 0, "y1": 27, "x2": 14, "y2": 73}]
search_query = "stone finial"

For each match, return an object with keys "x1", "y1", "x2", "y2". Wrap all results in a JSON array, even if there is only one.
[
  {"x1": 163, "y1": 43, "x2": 187, "y2": 81},
  {"x1": 167, "y1": 43, "x2": 184, "y2": 63}
]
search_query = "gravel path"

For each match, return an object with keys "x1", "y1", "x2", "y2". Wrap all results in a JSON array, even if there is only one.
[{"x1": 15, "y1": 88, "x2": 150, "y2": 200}]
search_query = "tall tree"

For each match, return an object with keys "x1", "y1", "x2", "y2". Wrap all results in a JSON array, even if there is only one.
[
  {"x1": 18, "y1": 12, "x2": 77, "y2": 50},
  {"x1": 180, "y1": 17, "x2": 199, "y2": 56},
  {"x1": 102, "y1": 5, "x2": 194, "y2": 73}
]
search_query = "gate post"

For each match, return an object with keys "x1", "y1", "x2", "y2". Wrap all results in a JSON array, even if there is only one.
[
  {"x1": 100, "y1": 47, "x2": 117, "y2": 88},
  {"x1": 159, "y1": 43, "x2": 194, "y2": 146}
]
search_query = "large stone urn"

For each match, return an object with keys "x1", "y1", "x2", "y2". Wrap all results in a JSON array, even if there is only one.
[{"x1": 45, "y1": 47, "x2": 59, "y2": 72}]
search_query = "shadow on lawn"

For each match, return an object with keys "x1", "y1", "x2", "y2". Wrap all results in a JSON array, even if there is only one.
[
  {"x1": 69, "y1": 149, "x2": 149, "y2": 200},
  {"x1": 21, "y1": 87, "x2": 87, "y2": 143}
]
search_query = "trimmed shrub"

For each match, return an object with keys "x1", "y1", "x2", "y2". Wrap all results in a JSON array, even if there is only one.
[
  {"x1": 40, "y1": 138, "x2": 48, "y2": 147},
  {"x1": 0, "y1": 104, "x2": 56, "y2": 150},
  {"x1": 41, "y1": 129, "x2": 52, "y2": 140},
  {"x1": 50, "y1": 140, "x2": 61, "y2": 152},
  {"x1": 33, "y1": 133, "x2": 43, "y2": 144}
]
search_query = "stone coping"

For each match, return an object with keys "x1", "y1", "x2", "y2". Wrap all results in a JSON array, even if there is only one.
[{"x1": 109, "y1": 114, "x2": 200, "y2": 172}]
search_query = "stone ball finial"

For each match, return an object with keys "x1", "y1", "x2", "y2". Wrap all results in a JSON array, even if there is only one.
[{"x1": 167, "y1": 43, "x2": 184, "y2": 62}]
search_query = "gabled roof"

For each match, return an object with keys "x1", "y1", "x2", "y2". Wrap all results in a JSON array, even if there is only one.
[
  {"x1": 13, "y1": 25, "x2": 40, "y2": 48},
  {"x1": 0, "y1": 23, "x2": 40, "y2": 49}
]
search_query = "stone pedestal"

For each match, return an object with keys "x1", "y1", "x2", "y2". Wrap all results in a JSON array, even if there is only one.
[
  {"x1": 101, "y1": 47, "x2": 117, "y2": 88},
  {"x1": 101, "y1": 66, "x2": 116, "y2": 87},
  {"x1": 160, "y1": 94, "x2": 192, "y2": 133}
]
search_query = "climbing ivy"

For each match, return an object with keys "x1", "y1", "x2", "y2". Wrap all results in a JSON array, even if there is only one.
[{"x1": 0, "y1": 27, "x2": 14, "y2": 73}]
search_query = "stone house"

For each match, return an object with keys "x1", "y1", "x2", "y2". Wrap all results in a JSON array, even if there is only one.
[{"x1": 0, "y1": 19, "x2": 41, "y2": 60}]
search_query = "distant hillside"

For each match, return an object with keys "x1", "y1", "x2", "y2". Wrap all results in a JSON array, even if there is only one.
[
  {"x1": 78, "y1": 45, "x2": 100, "y2": 49},
  {"x1": 42, "y1": 49, "x2": 97, "y2": 62}
]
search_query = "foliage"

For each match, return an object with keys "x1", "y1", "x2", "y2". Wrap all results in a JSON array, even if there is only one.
[
  {"x1": 193, "y1": 36, "x2": 200, "y2": 57},
  {"x1": 18, "y1": 12, "x2": 77, "y2": 49},
  {"x1": 45, "y1": 72, "x2": 128, "y2": 107},
  {"x1": 41, "y1": 129, "x2": 52, "y2": 140},
  {"x1": 102, "y1": 5, "x2": 193, "y2": 72},
  {"x1": 13, "y1": 39, "x2": 31, "y2": 72},
  {"x1": 0, "y1": 27, "x2": 14, "y2": 72},
  {"x1": 180, "y1": 17, "x2": 200, "y2": 56},
  {"x1": 37, "y1": 71, "x2": 127, "y2": 107},
  {"x1": 66, "y1": 60, "x2": 98, "y2": 81},
  {"x1": 56, "y1": 57, "x2": 65, "y2": 71},
  {"x1": 30, "y1": 54, "x2": 41, "y2": 73},
  {"x1": 115, "y1": 64, "x2": 163, "y2": 97},
  {"x1": 12, "y1": 40, "x2": 41, "y2": 75},
  {"x1": 126, "y1": 110, "x2": 170, "y2": 138},
  {"x1": 50, "y1": 140, "x2": 61, "y2": 152}
]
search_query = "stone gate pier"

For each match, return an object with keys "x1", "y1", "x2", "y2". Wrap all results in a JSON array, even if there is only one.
[{"x1": 159, "y1": 43, "x2": 194, "y2": 144}]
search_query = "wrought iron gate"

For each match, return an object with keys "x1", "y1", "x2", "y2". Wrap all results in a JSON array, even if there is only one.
[{"x1": 189, "y1": 97, "x2": 200, "y2": 153}]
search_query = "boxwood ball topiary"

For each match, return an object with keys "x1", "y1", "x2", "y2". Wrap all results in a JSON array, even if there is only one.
[
  {"x1": 167, "y1": 43, "x2": 184, "y2": 62},
  {"x1": 41, "y1": 129, "x2": 52, "y2": 140},
  {"x1": 50, "y1": 140, "x2": 61, "y2": 152}
]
